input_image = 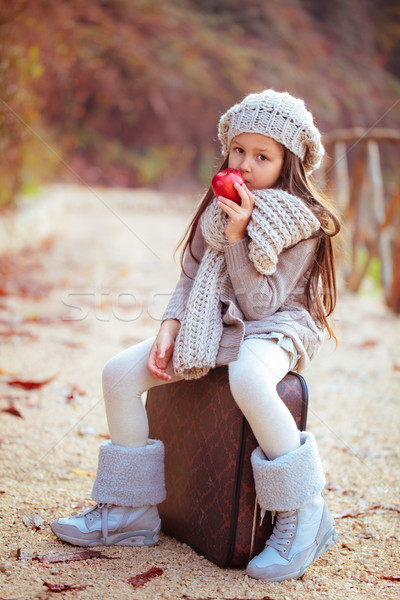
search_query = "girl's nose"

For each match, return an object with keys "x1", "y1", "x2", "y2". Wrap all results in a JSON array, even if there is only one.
[{"x1": 239, "y1": 155, "x2": 251, "y2": 172}]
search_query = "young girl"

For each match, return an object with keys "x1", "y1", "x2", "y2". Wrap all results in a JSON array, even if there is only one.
[{"x1": 52, "y1": 89, "x2": 340, "y2": 582}]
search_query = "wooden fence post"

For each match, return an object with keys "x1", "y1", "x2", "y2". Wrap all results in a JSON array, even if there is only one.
[
  {"x1": 346, "y1": 143, "x2": 367, "y2": 292},
  {"x1": 367, "y1": 140, "x2": 392, "y2": 301},
  {"x1": 333, "y1": 141, "x2": 350, "y2": 214},
  {"x1": 387, "y1": 184, "x2": 400, "y2": 313}
]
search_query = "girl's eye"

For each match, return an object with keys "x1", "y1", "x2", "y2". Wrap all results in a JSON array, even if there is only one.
[
  {"x1": 234, "y1": 146, "x2": 244, "y2": 153},
  {"x1": 258, "y1": 154, "x2": 267, "y2": 161}
]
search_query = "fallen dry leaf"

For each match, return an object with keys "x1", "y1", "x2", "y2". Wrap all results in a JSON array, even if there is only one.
[
  {"x1": 341, "y1": 542, "x2": 355, "y2": 551},
  {"x1": 22, "y1": 514, "x2": 44, "y2": 530},
  {"x1": 38, "y1": 549, "x2": 116, "y2": 563},
  {"x1": 0, "y1": 330, "x2": 36, "y2": 339},
  {"x1": 334, "y1": 504, "x2": 382, "y2": 518},
  {"x1": 359, "y1": 339, "x2": 378, "y2": 348},
  {"x1": 183, "y1": 597, "x2": 277, "y2": 600},
  {"x1": 60, "y1": 339, "x2": 85, "y2": 348},
  {"x1": 78, "y1": 424, "x2": 98, "y2": 436},
  {"x1": 18, "y1": 549, "x2": 116, "y2": 563},
  {"x1": 7, "y1": 375, "x2": 55, "y2": 390},
  {"x1": 1, "y1": 402, "x2": 23, "y2": 418},
  {"x1": 366, "y1": 571, "x2": 400, "y2": 581},
  {"x1": 128, "y1": 566, "x2": 163, "y2": 588},
  {"x1": 356, "y1": 532, "x2": 376, "y2": 540},
  {"x1": 70, "y1": 468, "x2": 96, "y2": 477},
  {"x1": 325, "y1": 481, "x2": 342, "y2": 491},
  {"x1": 60, "y1": 385, "x2": 86, "y2": 403},
  {"x1": 23, "y1": 314, "x2": 62, "y2": 325},
  {"x1": 43, "y1": 582, "x2": 86, "y2": 592},
  {"x1": 0, "y1": 367, "x2": 17, "y2": 375}
]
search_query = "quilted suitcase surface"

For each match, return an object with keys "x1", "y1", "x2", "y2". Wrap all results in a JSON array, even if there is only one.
[{"x1": 147, "y1": 366, "x2": 308, "y2": 567}]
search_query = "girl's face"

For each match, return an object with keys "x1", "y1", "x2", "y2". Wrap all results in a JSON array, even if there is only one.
[{"x1": 228, "y1": 132, "x2": 284, "y2": 190}]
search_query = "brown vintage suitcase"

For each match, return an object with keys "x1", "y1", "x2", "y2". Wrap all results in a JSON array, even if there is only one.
[{"x1": 146, "y1": 366, "x2": 308, "y2": 568}]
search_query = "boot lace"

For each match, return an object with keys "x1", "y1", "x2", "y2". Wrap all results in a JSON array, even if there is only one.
[
  {"x1": 78, "y1": 503, "x2": 112, "y2": 540},
  {"x1": 265, "y1": 510, "x2": 297, "y2": 557}
]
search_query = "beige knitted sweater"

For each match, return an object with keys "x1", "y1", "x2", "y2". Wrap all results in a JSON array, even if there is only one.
[{"x1": 163, "y1": 194, "x2": 325, "y2": 374}]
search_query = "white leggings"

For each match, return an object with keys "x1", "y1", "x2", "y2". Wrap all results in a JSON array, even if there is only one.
[{"x1": 102, "y1": 337, "x2": 300, "y2": 460}]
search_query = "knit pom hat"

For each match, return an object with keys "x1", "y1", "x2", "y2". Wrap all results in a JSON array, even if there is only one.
[{"x1": 218, "y1": 89, "x2": 324, "y2": 174}]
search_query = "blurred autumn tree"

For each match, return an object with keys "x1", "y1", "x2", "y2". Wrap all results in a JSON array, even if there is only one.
[
  {"x1": 0, "y1": 0, "x2": 399, "y2": 205},
  {"x1": 0, "y1": 3, "x2": 46, "y2": 206}
]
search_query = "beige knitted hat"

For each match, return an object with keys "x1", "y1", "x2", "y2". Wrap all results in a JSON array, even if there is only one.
[{"x1": 218, "y1": 89, "x2": 324, "y2": 173}]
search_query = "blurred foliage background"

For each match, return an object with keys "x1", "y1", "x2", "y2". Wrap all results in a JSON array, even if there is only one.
[{"x1": 1, "y1": 0, "x2": 400, "y2": 206}]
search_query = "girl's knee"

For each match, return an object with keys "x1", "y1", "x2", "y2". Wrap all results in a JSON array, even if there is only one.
[
  {"x1": 102, "y1": 343, "x2": 152, "y2": 402},
  {"x1": 102, "y1": 353, "x2": 130, "y2": 396},
  {"x1": 229, "y1": 340, "x2": 289, "y2": 400},
  {"x1": 228, "y1": 362, "x2": 246, "y2": 399},
  {"x1": 102, "y1": 356, "x2": 117, "y2": 395},
  {"x1": 229, "y1": 361, "x2": 279, "y2": 410}
]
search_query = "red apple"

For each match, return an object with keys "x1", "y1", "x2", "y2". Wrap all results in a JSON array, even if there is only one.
[{"x1": 212, "y1": 168, "x2": 245, "y2": 205}]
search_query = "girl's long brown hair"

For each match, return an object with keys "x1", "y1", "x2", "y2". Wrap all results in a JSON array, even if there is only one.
[{"x1": 178, "y1": 150, "x2": 341, "y2": 340}]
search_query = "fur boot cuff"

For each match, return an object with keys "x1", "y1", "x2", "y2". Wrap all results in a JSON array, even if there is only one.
[
  {"x1": 251, "y1": 431, "x2": 326, "y2": 512},
  {"x1": 91, "y1": 439, "x2": 166, "y2": 507}
]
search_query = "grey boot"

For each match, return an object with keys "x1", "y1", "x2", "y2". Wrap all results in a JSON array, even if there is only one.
[
  {"x1": 51, "y1": 439, "x2": 166, "y2": 547},
  {"x1": 246, "y1": 432, "x2": 337, "y2": 582}
]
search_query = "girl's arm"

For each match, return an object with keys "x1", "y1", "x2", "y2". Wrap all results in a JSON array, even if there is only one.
[
  {"x1": 225, "y1": 236, "x2": 318, "y2": 321},
  {"x1": 148, "y1": 222, "x2": 206, "y2": 380}
]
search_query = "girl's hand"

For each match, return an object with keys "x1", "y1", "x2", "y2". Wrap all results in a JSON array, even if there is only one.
[
  {"x1": 147, "y1": 319, "x2": 180, "y2": 381},
  {"x1": 217, "y1": 182, "x2": 255, "y2": 244}
]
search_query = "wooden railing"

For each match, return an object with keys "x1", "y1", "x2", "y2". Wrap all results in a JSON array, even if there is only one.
[{"x1": 322, "y1": 128, "x2": 400, "y2": 313}]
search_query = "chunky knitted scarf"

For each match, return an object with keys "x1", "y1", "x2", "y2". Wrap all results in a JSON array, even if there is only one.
[{"x1": 172, "y1": 189, "x2": 320, "y2": 380}]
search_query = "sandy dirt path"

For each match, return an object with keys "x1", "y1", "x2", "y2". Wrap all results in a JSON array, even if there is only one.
[{"x1": 0, "y1": 185, "x2": 399, "y2": 600}]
